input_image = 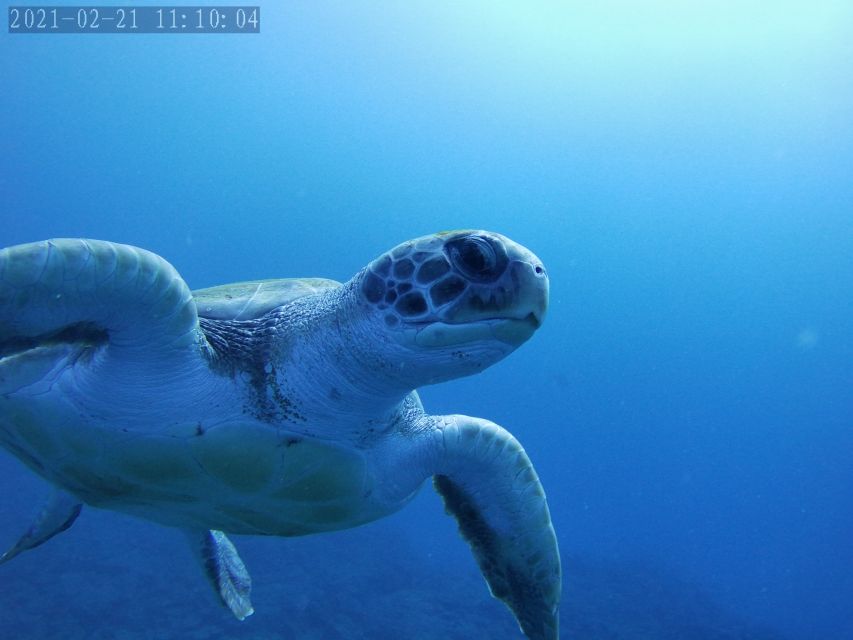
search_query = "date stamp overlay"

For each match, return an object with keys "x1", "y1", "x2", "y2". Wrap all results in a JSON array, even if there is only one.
[{"x1": 8, "y1": 6, "x2": 260, "y2": 33}]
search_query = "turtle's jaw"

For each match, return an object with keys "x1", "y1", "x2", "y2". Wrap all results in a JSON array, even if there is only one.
[
  {"x1": 411, "y1": 312, "x2": 542, "y2": 349},
  {"x1": 491, "y1": 312, "x2": 543, "y2": 346}
]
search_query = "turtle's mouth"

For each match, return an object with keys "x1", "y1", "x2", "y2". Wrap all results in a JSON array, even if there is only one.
[
  {"x1": 488, "y1": 313, "x2": 541, "y2": 346},
  {"x1": 408, "y1": 312, "x2": 541, "y2": 348}
]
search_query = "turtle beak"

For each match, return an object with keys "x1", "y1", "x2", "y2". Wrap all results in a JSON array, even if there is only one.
[
  {"x1": 517, "y1": 257, "x2": 548, "y2": 325},
  {"x1": 491, "y1": 258, "x2": 548, "y2": 346}
]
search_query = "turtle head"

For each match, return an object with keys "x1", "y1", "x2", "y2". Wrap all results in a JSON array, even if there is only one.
[{"x1": 353, "y1": 230, "x2": 548, "y2": 385}]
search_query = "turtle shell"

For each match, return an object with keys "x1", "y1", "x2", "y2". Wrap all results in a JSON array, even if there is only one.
[{"x1": 192, "y1": 278, "x2": 341, "y2": 321}]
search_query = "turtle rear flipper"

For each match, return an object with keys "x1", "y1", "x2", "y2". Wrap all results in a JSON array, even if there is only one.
[
  {"x1": 0, "y1": 488, "x2": 82, "y2": 564},
  {"x1": 0, "y1": 239, "x2": 200, "y2": 361},
  {"x1": 186, "y1": 529, "x2": 254, "y2": 621}
]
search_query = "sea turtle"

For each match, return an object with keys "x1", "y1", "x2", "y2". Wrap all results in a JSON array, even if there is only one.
[{"x1": 0, "y1": 231, "x2": 561, "y2": 638}]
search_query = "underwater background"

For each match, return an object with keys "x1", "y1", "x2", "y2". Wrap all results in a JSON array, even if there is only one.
[{"x1": 2, "y1": 2, "x2": 852, "y2": 638}]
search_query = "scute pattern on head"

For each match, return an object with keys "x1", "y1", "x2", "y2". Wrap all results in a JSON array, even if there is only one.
[
  {"x1": 359, "y1": 231, "x2": 536, "y2": 332},
  {"x1": 361, "y1": 233, "x2": 458, "y2": 325}
]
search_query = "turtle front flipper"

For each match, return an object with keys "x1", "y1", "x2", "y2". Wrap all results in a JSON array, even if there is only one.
[
  {"x1": 432, "y1": 415, "x2": 561, "y2": 640},
  {"x1": 0, "y1": 488, "x2": 82, "y2": 564},
  {"x1": 186, "y1": 529, "x2": 254, "y2": 621},
  {"x1": 0, "y1": 239, "x2": 200, "y2": 363}
]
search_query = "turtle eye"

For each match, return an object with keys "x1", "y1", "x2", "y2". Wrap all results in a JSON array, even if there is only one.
[{"x1": 446, "y1": 236, "x2": 500, "y2": 281}]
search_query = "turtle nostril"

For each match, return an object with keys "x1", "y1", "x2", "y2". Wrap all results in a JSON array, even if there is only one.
[{"x1": 534, "y1": 265, "x2": 545, "y2": 276}]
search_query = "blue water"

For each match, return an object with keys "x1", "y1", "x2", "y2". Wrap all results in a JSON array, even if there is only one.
[{"x1": 2, "y1": 2, "x2": 852, "y2": 638}]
